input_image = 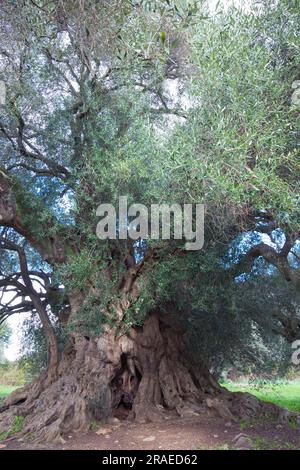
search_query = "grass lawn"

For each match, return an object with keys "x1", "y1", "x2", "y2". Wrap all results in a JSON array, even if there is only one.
[
  {"x1": 224, "y1": 380, "x2": 300, "y2": 413},
  {"x1": 0, "y1": 384, "x2": 20, "y2": 401}
]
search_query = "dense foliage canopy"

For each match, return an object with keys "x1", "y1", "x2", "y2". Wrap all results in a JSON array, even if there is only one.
[{"x1": 0, "y1": 0, "x2": 299, "y2": 374}]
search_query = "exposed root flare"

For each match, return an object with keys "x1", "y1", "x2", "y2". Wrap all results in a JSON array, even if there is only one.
[{"x1": 0, "y1": 314, "x2": 297, "y2": 443}]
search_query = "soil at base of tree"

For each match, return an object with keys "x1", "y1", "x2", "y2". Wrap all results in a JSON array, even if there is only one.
[{"x1": 1, "y1": 414, "x2": 300, "y2": 451}]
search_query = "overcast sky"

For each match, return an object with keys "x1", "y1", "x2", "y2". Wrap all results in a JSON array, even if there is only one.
[{"x1": 4, "y1": 313, "x2": 30, "y2": 361}]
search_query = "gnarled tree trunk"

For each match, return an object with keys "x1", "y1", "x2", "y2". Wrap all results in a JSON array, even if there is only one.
[{"x1": 0, "y1": 311, "x2": 297, "y2": 443}]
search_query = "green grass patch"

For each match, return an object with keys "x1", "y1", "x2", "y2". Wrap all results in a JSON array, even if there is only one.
[
  {"x1": 223, "y1": 380, "x2": 300, "y2": 413},
  {"x1": 0, "y1": 384, "x2": 20, "y2": 400}
]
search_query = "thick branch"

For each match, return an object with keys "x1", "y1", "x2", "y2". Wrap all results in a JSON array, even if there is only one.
[
  {"x1": 248, "y1": 240, "x2": 300, "y2": 289},
  {"x1": 272, "y1": 306, "x2": 300, "y2": 342},
  {"x1": 0, "y1": 171, "x2": 74, "y2": 264}
]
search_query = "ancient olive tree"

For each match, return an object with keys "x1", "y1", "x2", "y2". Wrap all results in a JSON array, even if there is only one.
[{"x1": 0, "y1": 0, "x2": 299, "y2": 441}]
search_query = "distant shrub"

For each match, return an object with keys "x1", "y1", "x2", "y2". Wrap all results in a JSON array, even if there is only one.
[
  {"x1": 0, "y1": 362, "x2": 28, "y2": 386},
  {"x1": 248, "y1": 376, "x2": 289, "y2": 393}
]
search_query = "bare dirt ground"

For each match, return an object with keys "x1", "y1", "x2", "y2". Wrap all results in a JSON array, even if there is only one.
[{"x1": 1, "y1": 412, "x2": 300, "y2": 450}]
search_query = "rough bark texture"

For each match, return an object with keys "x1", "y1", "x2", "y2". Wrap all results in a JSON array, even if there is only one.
[{"x1": 0, "y1": 313, "x2": 297, "y2": 443}]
